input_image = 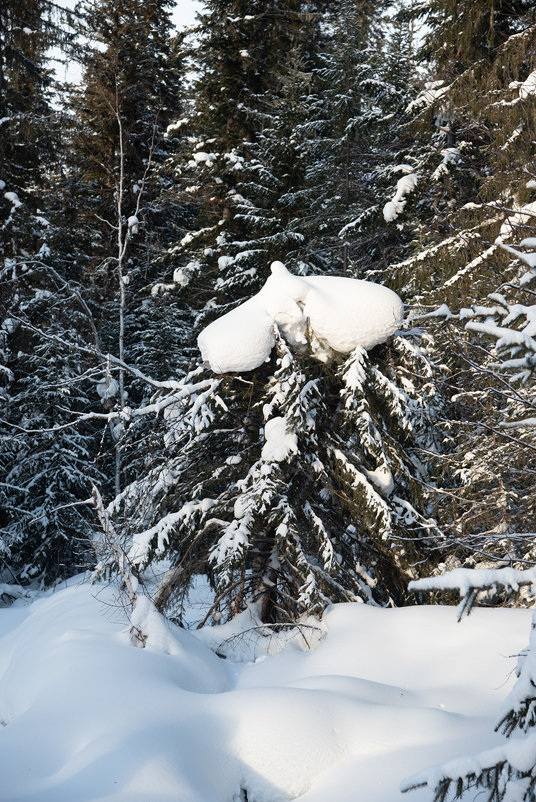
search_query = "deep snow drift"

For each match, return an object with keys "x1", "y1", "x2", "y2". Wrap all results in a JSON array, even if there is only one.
[
  {"x1": 0, "y1": 579, "x2": 530, "y2": 802},
  {"x1": 197, "y1": 262, "x2": 404, "y2": 373}
]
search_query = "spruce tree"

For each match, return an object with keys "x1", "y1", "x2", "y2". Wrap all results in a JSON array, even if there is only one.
[
  {"x1": 0, "y1": 0, "x2": 57, "y2": 253},
  {"x1": 102, "y1": 260, "x2": 445, "y2": 625},
  {"x1": 387, "y1": 1, "x2": 536, "y2": 566},
  {"x1": 292, "y1": 0, "x2": 419, "y2": 278},
  {"x1": 68, "y1": 0, "x2": 185, "y2": 357},
  {"x1": 86, "y1": 0, "x2": 451, "y2": 624},
  {"x1": 161, "y1": 1, "x2": 326, "y2": 312},
  {"x1": 0, "y1": 0, "x2": 103, "y2": 586},
  {"x1": 0, "y1": 299, "x2": 103, "y2": 585},
  {"x1": 72, "y1": 0, "x2": 182, "y2": 237}
]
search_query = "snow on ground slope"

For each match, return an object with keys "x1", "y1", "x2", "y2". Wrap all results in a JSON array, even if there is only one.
[{"x1": 0, "y1": 580, "x2": 530, "y2": 802}]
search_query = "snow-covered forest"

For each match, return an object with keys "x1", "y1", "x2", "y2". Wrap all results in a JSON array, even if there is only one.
[{"x1": 2, "y1": 1, "x2": 536, "y2": 800}]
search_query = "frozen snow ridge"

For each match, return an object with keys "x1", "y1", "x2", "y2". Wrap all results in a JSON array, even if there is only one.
[{"x1": 197, "y1": 262, "x2": 404, "y2": 373}]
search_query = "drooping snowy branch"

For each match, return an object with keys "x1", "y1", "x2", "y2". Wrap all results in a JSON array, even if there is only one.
[
  {"x1": 410, "y1": 567, "x2": 536, "y2": 620},
  {"x1": 383, "y1": 169, "x2": 418, "y2": 223}
]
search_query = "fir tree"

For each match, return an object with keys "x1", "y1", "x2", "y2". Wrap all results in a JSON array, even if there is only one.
[
  {"x1": 103, "y1": 262, "x2": 445, "y2": 625},
  {"x1": 0, "y1": 0, "x2": 58, "y2": 253},
  {"x1": 387, "y1": 2, "x2": 536, "y2": 566},
  {"x1": 0, "y1": 0, "x2": 102, "y2": 585}
]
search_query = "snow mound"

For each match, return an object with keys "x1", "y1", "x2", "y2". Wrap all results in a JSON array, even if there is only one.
[
  {"x1": 198, "y1": 262, "x2": 403, "y2": 373},
  {"x1": 0, "y1": 586, "x2": 530, "y2": 802},
  {"x1": 197, "y1": 297, "x2": 275, "y2": 373},
  {"x1": 303, "y1": 274, "x2": 403, "y2": 352}
]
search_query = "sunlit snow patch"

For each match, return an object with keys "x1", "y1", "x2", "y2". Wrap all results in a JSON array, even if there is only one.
[
  {"x1": 519, "y1": 70, "x2": 536, "y2": 100},
  {"x1": 496, "y1": 202, "x2": 536, "y2": 242},
  {"x1": 0, "y1": 583, "x2": 531, "y2": 802},
  {"x1": 197, "y1": 262, "x2": 403, "y2": 373},
  {"x1": 261, "y1": 416, "x2": 298, "y2": 462}
]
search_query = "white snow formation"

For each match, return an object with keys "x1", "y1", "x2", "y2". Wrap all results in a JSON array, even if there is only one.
[
  {"x1": 96, "y1": 375, "x2": 119, "y2": 401},
  {"x1": 127, "y1": 215, "x2": 139, "y2": 234},
  {"x1": 496, "y1": 202, "x2": 536, "y2": 242},
  {"x1": 519, "y1": 70, "x2": 536, "y2": 99},
  {"x1": 0, "y1": 579, "x2": 530, "y2": 802},
  {"x1": 261, "y1": 416, "x2": 298, "y2": 462},
  {"x1": 4, "y1": 191, "x2": 21, "y2": 209},
  {"x1": 405, "y1": 80, "x2": 449, "y2": 113},
  {"x1": 383, "y1": 172, "x2": 418, "y2": 222},
  {"x1": 431, "y1": 147, "x2": 461, "y2": 181},
  {"x1": 192, "y1": 151, "x2": 216, "y2": 167},
  {"x1": 197, "y1": 262, "x2": 404, "y2": 373}
]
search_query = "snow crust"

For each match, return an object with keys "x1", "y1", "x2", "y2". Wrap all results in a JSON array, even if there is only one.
[
  {"x1": 0, "y1": 581, "x2": 529, "y2": 802},
  {"x1": 198, "y1": 262, "x2": 403, "y2": 373}
]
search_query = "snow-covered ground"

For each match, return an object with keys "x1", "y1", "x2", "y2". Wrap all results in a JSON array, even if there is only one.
[{"x1": 0, "y1": 579, "x2": 530, "y2": 802}]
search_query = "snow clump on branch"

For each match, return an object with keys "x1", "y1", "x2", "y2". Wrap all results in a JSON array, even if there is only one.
[
  {"x1": 197, "y1": 262, "x2": 403, "y2": 373},
  {"x1": 383, "y1": 170, "x2": 419, "y2": 223}
]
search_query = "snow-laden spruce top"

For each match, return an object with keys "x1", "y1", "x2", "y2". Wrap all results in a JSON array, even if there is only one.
[{"x1": 198, "y1": 262, "x2": 404, "y2": 373}]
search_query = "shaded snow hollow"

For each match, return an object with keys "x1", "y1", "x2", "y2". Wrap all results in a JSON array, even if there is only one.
[
  {"x1": 197, "y1": 262, "x2": 404, "y2": 373},
  {"x1": 0, "y1": 581, "x2": 530, "y2": 802}
]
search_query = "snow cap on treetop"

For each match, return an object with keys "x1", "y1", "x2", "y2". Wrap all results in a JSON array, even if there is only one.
[{"x1": 198, "y1": 262, "x2": 403, "y2": 374}]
